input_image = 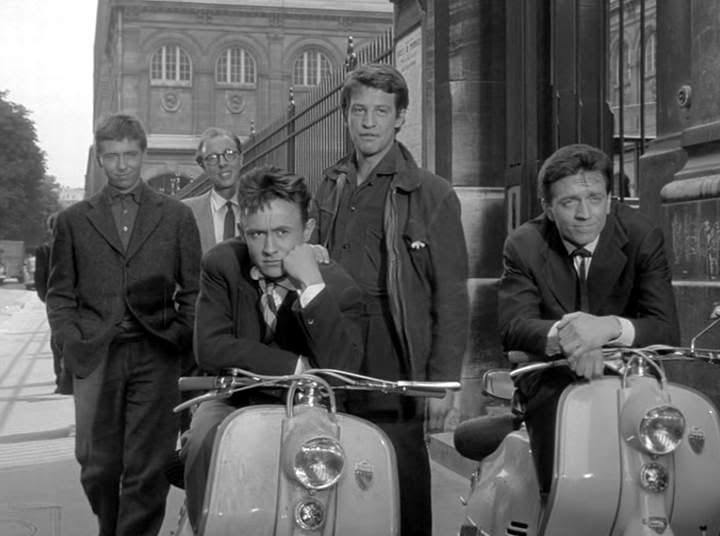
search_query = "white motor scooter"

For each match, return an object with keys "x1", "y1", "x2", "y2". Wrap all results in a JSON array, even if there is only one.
[
  {"x1": 455, "y1": 321, "x2": 720, "y2": 536},
  {"x1": 171, "y1": 368, "x2": 460, "y2": 536}
]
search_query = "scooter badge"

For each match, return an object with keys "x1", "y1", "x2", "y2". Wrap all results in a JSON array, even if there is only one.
[
  {"x1": 688, "y1": 426, "x2": 706, "y2": 454},
  {"x1": 354, "y1": 460, "x2": 374, "y2": 490}
]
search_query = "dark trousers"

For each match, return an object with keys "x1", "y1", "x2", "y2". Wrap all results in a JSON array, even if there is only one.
[
  {"x1": 353, "y1": 405, "x2": 431, "y2": 536},
  {"x1": 73, "y1": 335, "x2": 180, "y2": 536},
  {"x1": 345, "y1": 300, "x2": 432, "y2": 536},
  {"x1": 515, "y1": 367, "x2": 578, "y2": 494}
]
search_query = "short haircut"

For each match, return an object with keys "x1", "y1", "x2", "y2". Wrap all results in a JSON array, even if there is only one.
[
  {"x1": 94, "y1": 113, "x2": 147, "y2": 151},
  {"x1": 538, "y1": 144, "x2": 613, "y2": 203},
  {"x1": 340, "y1": 63, "x2": 409, "y2": 117},
  {"x1": 237, "y1": 166, "x2": 311, "y2": 223},
  {"x1": 195, "y1": 127, "x2": 243, "y2": 167}
]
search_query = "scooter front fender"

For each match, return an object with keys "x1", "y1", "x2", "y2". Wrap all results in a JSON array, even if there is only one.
[{"x1": 201, "y1": 406, "x2": 399, "y2": 535}]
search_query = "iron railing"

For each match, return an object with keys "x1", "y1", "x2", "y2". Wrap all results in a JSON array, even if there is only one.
[{"x1": 178, "y1": 28, "x2": 394, "y2": 199}]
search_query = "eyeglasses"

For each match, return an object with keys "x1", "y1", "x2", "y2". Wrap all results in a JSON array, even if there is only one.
[{"x1": 202, "y1": 148, "x2": 240, "y2": 167}]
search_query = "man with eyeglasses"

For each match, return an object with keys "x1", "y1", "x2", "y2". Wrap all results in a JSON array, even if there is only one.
[
  {"x1": 183, "y1": 127, "x2": 244, "y2": 254},
  {"x1": 46, "y1": 113, "x2": 201, "y2": 536}
]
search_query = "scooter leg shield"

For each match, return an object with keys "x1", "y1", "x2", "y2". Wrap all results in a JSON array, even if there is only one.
[
  {"x1": 460, "y1": 428, "x2": 543, "y2": 536},
  {"x1": 543, "y1": 378, "x2": 621, "y2": 535}
]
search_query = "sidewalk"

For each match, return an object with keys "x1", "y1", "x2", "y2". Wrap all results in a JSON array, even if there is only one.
[{"x1": 0, "y1": 288, "x2": 468, "y2": 535}]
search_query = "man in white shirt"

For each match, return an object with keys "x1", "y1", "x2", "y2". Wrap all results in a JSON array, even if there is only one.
[{"x1": 183, "y1": 127, "x2": 243, "y2": 254}]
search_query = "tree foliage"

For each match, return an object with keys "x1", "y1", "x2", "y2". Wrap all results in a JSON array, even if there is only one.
[{"x1": 0, "y1": 91, "x2": 60, "y2": 247}]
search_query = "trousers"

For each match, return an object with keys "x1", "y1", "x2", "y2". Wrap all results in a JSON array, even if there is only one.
[{"x1": 73, "y1": 335, "x2": 180, "y2": 536}]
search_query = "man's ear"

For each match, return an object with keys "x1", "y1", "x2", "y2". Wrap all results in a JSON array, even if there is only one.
[
  {"x1": 541, "y1": 198, "x2": 555, "y2": 221},
  {"x1": 303, "y1": 218, "x2": 316, "y2": 242},
  {"x1": 394, "y1": 108, "x2": 407, "y2": 131}
]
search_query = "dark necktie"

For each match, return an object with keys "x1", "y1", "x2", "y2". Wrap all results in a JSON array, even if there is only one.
[
  {"x1": 223, "y1": 201, "x2": 235, "y2": 240},
  {"x1": 572, "y1": 247, "x2": 592, "y2": 312}
]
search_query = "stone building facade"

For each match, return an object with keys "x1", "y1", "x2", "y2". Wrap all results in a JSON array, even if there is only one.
[{"x1": 89, "y1": 0, "x2": 392, "y2": 195}]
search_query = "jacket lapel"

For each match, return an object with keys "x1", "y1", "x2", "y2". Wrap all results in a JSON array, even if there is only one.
[
  {"x1": 86, "y1": 193, "x2": 125, "y2": 255},
  {"x1": 541, "y1": 219, "x2": 577, "y2": 313},
  {"x1": 587, "y1": 212, "x2": 628, "y2": 312},
  {"x1": 126, "y1": 184, "x2": 163, "y2": 260}
]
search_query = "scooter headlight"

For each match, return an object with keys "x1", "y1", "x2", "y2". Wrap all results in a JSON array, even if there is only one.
[
  {"x1": 293, "y1": 436, "x2": 345, "y2": 490},
  {"x1": 637, "y1": 405, "x2": 685, "y2": 455}
]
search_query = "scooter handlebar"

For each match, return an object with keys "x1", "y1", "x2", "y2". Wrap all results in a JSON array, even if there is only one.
[
  {"x1": 178, "y1": 376, "x2": 221, "y2": 391},
  {"x1": 396, "y1": 380, "x2": 462, "y2": 398}
]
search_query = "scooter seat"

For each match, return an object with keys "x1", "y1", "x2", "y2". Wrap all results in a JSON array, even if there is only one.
[{"x1": 453, "y1": 412, "x2": 518, "y2": 461}]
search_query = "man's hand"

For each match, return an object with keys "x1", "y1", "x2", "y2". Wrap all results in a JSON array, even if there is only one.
[
  {"x1": 309, "y1": 244, "x2": 330, "y2": 264},
  {"x1": 282, "y1": 244, "x2": 324, "y2": 290},
  {"x1": 557, "y1": 312, "x2": 620, "y2": 362},
  {"x1": 568, "y1": 347, "x2": 604, "y2": 380},
  {"x1": 426, "y1": 391, "x2": 455, "y2": 433}
]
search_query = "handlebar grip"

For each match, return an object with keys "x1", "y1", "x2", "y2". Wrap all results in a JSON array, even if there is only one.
[
  {"x1": 395, "y1": 381, "x2": 461, "y2": 398},
  {"x1": 178, "y1": 376, "x2": 220, "y2": 391}
]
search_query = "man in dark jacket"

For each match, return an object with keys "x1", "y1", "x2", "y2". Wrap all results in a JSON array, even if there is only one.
[
  {"x1": 498, "y1": 143, "x2": 680, "y2": 494},
  {"x1": 34, "y1": 212, "x2": 72, "y2": 394},
  {"x1": 46, "y1": 114, "x2": 201, "y2": 536},
  {"x1": 310, "y1": 63, "x2": 469, "y2": 536},
  {"x1": 182, "y1": 166, "x2": 364, "y2": 533}
]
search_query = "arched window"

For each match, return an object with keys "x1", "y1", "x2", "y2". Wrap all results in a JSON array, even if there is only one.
[
  {"x1": 151, "y1": 45, "x2": 192, "y2": 85},
  {"x1": 292, "y1": 49, "x2": 332, "y2": 87},
  {"x1": 216, "y1": 47, "x2": 256, "y2": 85},
  {"x1": 644, "y1": 32, "x2": 656, "y2": 76}
]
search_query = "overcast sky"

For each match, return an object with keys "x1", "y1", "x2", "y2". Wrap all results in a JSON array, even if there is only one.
[{"x1": 0, "y1": 0, "x2": 97, "y2": 188}]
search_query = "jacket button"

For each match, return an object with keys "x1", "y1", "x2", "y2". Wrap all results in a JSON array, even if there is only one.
[{"x1": 307, "y1": 318, "x2": 315, "y2": 326}]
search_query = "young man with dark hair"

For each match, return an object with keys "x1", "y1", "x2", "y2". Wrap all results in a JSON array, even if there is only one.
[
  {"x1": 498, "y1": 143, "x2": 680, "y2": 494},
  {"x1": 182, "y1": 165, "x2": 364, "y2": 533},
  {"x1": 46, "y1": 113, "x2": 201, "y2": 536},
  {"x1": 184, "y1": 127, "x2": 244, "y2": 254},
  {"x1": 311, "y1": 63, "x2": 469, "y2": 536}
]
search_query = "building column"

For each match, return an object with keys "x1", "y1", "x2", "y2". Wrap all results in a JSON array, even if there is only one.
[
  {"x1": 643, "y1": 0, "x2": 720, "y2": 407},
  {"x1": 394, "y1": 0, "x2": 507, "y2": 419}
]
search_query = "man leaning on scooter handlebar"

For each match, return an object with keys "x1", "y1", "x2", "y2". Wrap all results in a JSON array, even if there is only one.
[{"x1": 497, "y1": 143, "x2": 680, "y2": 494}]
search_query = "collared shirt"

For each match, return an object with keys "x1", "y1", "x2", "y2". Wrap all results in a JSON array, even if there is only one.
[
  {"x1": 329, "y1": 145, "x2": 398, "y2": 297},
  {"x1": 545, "y1": 234, "x2": 635, "y2": 354},
  {"x1": 210, "y1": 189, "x2": 240, "y2": 243},
  {"x1": 249, "y1": 266, "x2": 324, "y2": 374},
  {"x1": 105, "y1": 181, "x2": 143, "y2": 250},
  {"x1": 248, "y1": 266, "x2": 325, "y2": 310}
]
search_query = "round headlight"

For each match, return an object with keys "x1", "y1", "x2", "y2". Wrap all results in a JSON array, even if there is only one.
[
  {"x1": 638, "y1": 405, "x2": 685, "y2": 454},
  {"x1": 293, "y1": 437, "x2": 345, "y2": 490}
]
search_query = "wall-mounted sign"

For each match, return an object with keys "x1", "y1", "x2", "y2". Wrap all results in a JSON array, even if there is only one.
[{"x1": 395, "y1": 27, "x2": 423, "y2": 163}]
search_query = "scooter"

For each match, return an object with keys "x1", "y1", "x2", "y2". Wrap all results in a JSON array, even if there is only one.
[
  {"x1": 454, "y1": 321, "x2": 720, "y2": 536},
  {"x1": 170, "y1": 368, "x2": 460, "y2": 536}
]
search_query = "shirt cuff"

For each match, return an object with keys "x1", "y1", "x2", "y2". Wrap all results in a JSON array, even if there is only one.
[
  {"x1": 298, "y1": 283, "x2": 325, "y2": 308},
  {"x1": 607, "y1": 316, "x2": 635, "y2": 347},
  {"x1": 545, "y1": 321, "x2": 562, "y2": 356}
]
